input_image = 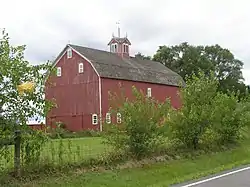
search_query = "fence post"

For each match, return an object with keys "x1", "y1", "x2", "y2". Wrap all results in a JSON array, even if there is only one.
[{"x1": 14, "y1": 130, "x2": 21, "y2": 177}]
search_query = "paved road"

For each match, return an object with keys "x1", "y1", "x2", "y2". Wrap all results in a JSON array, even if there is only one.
[{"x1": 172, "y1": 165, "x2": 250, "y2": 187}]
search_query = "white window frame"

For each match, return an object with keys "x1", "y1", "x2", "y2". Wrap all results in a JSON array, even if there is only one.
[
  {"x1": 147, "y1": 88, "x2": 152, "y2": 97},
  {"x1": 67, "y1": 48, "x2": 72, "y2": 58},
  {"x1": 106, "y1": 113, "x2": 111, "y2": 124},
  {"x1": 78, "y1": 62, "x2": 84, "y2": 73},
  {"x1": 111, "y1": 44, "x2": 117, "y2": 53},
  {"x1": 92, "y1": 114, "x2": 98, "y2": 125},
  {"x1": 56, "y1": 67, "x2": 61, "y2": 77},
  {"x1": 117, "y1": 113, "x2": 122, "y2": 124}
]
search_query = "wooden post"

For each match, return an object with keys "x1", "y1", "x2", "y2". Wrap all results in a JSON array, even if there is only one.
[{"x1": 14, "y1": 130, "x2": 21, "y2": 177}]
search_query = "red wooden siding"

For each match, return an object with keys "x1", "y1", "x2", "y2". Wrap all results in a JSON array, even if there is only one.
[
  {"x1": 45, "y1": 48, "x2": 100, "y2": 131},
  {"x1": 101, "y1": 78, "x2": 181, "y2": 123},
  {"x1": 28, "y1": 124, "x2": 47, "y2": 131},
  {"x1": 44, "y1": 46, "x2": 181, "y2": 132}
]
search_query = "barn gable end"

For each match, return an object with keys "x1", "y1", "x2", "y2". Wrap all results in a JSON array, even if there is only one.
[{"x1": 45, "y1": 46, "x2": 102, "y2": 131}]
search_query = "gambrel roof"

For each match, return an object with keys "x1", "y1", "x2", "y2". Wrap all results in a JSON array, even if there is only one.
[{"x1": 54, "y1": 44, "x2": 184, "y2": 87}]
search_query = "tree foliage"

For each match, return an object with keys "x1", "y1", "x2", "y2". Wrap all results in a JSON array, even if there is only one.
[
  {"x1": 211, "y1": 93, "x2": 245, "y2": 143},
  {"x1": 153, "y1": 42, "x2": 247, "y2": 98},
  {"x1": 135, "y1": 52, "x2": 151, "y2": 60},
  {"x1": 0, "y1": 29, "x2": 54, "y2": 164},
  {"x1": 0, "y1": 29, "x2": 53, "y2": 128}
]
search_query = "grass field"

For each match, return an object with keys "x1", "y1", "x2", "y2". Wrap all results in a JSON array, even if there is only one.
[
  {"x1": 42, "y1": 137, "x2": 111, "y2": 163},
  {"x1": 0, "y1": 137, "x2": 111, "y2": 171},
  {"x1": 5, "y1": 137, "x2": 250, "y2": 187}
]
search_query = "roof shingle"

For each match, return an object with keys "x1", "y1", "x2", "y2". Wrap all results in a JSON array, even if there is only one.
[{"x1": 69, "y1": 44, "x2": 184, "y2": 86}]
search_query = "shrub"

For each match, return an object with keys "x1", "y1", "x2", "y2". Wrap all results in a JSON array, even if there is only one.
[
  {"x1": 168, "y1": 72, "x2": 218, "y2": 149},
  {"x1": 169, "y1": 71, "x2": 250, "y2": 149},
  {"x1": 103, "y1": 86, "x2": 172, "y2": 159},
  {"x1": 211, "y1": 93, "x2": 250, "y2": 144}
]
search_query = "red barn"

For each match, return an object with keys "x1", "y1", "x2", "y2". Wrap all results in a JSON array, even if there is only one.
[{"x1": 45, "y1": 33, "x2": 184, "y2": 132}]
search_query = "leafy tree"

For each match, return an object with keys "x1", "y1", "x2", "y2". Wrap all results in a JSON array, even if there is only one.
[
  {"x1": 135, "y1": 52, "x2": 151, "y2": 60},
  {"x1": 0, "y1": 29, "x2": 54, "y2": 163},
  {"x1": 0, "y1": 29, "x2": 53, "y2": 127},
  {"x1": 153, "y1": 42, "x2": 247, "y2": 98}
]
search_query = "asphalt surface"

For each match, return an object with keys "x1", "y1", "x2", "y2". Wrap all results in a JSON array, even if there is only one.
[{"x1": 172, "y1": 165, "x2": 250, "y2": 187}]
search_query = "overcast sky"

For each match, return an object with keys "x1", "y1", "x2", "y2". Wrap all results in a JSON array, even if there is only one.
[{"x1": 1, "y1": 0, "x2": 250, "y2": 84}]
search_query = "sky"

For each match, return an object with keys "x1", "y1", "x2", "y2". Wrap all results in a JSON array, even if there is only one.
[{"x1": 1, "y1": 0, "x2": 250, "y2": 84}]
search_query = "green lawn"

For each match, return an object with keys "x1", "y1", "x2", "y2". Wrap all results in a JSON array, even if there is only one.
[
  {"x1": 0, "y1": 137, "x2": 111, "y2": 171},
  {"x1": 41, "y1": 137, "x2": 111, "y2": 164},
  {"x1": 12, "y1": 138, "x2": 250, "y2": 187}
]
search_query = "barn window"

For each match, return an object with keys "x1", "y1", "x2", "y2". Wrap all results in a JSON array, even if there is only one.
[
  {"x1": 106, "y1": 113, "x2": 111, "y2": 124},
  {"x1": 78, "y1": 63, "x2": 84, "y2": 73},
  {"x1": 124, "y1": 44, "x2": 128, "y2": 53},
  {"x1": 123, "y1": 44, "x2": 126, "y2": 53},
  {"x1": 56, "y1": 67, "x2": 61, "y2": 77},
  {"x1": 111, "y1": 44, "x2": 117, "y2": 53},
  {"x1": 147, "y1": 88, "x2": 152, "y2": 97},
  {"x1": 92, "y1": 114, "x2": 98, "y2": 125},
  {"x1": 67, "y1": 48, "x2": 72, "y2": 58},
  {"x1": 117, "y1": 113, "x2": 122, "y2": 124}
]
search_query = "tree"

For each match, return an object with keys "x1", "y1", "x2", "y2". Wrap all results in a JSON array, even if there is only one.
[
  {"x1": 0, "y1": 29, "x2": 53, "y2": 128},
  {"x1": 153, "y1": 42, "x2": 247, "y2": 97},
  {"x1": 0, "y1": 29, "x2": 54, "y2": 163},
  {"x1": 0, "y1": 30, "x2": 53, "y2": 164},
  {"x1": 135, "y1": 52, "x2": 151, "y2": 60}
]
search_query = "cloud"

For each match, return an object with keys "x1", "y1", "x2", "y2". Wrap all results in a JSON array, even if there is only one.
[{"x1": 1, "y1": 0, "x2": 250, "y2": 84}]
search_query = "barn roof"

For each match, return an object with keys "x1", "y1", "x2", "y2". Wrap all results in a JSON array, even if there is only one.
[
  {"x1": 107, "y1": 37, "x2": 131, "y2": 45},
  {"x1": 68, "y1": 44, "x2": 184, "y2": 87}
]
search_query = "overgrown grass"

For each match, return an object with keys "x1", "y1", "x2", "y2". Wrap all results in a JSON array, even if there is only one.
[{"x1": 7, "y1": 137, "x2": 250, "y2": 187}]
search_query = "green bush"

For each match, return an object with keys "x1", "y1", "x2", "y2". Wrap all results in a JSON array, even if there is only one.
[
  {"x1": 169, "y1": 71, "x2": 250, "y2": 149},
  {"x1": 212, "y1": 93, "x2": 250, "y2": 144},
  {"x1": 168, "y1": 72, "x2": 218, "y2": 149},
  {"x1": 103, "y1": 86, "x2": 172, "y2": 159}
]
